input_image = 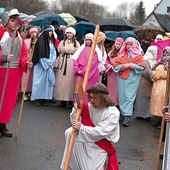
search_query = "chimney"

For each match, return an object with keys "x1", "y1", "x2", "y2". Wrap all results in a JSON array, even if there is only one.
[
  {"x1": 167, "y1": 7, "x2": 170, "y2": 12},
  {"x1": 167, "y1": 7, "x2": 170, "y2": 16}
]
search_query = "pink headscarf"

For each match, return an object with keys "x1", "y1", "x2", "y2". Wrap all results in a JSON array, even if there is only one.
[
  {"x1": 115, "y1": 37, "x2": 124, "y2": 44},
  {"x1": 118, "y1": 37, "x2": 143, "y2": 58}
]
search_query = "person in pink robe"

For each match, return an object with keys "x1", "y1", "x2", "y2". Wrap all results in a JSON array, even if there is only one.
[
  {"x1": 105, "y1": 37, "x2": 124, "y2": 108},
  {"x1": 21, "y1": 27, "x2": 39, "y2": 101},
  {"x1": 72, "y1": 33, "x2": 101, "y2": 102},
  {"x1": 0, "y1": 9, "x2": 32, "y2": 137}
]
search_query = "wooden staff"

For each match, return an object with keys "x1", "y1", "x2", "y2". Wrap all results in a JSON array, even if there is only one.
[
  {"x1": 16, "y1": 36, "x2": 36, "y2": 139},
  {"x1": 0, "y1": 23, "x2": 19, "y2": 114},
  {"x1": 162, "y1": 107, "x2": 170, "y2": 169},
  {"x1": 155, "y1": 68, "x2": 170, "y2": 170},
  {"x1": 63, "y1": 25, "x2": 100, "y2": 170}
]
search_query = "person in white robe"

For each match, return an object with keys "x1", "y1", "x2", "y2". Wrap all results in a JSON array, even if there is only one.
[{"x1": 60, "y1": 83, "x2": 120, "y2": 170}]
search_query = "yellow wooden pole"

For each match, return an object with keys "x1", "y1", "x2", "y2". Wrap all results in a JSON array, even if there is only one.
[
  {"x1": 63, "y1": 25, "x2": 100, "y2": 170},
  {"x1": 16, "y1": 36, "x2": 36, "y2": 139}
]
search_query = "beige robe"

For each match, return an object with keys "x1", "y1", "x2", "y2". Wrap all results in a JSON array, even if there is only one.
[
  {"x1": 150, "y1": 64, "x2": 168, "y2": 117},
  {"x1": 54, "y1": 40, "x2": 80, "y2": 101}
]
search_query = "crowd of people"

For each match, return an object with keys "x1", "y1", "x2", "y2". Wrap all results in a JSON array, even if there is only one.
[{"x1": 0, "y1": 7, "x2": 170, "y2": 169}]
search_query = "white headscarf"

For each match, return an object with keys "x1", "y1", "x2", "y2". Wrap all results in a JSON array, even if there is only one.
[
  {"x1": 72, "y1": 33, "x2": 102, "y2": 61},
  {"x1": 65, "y1": 26, "x2": 76, "y2": 36},
  {"x1": 144, "y1": 45, "x2": 158, "y2": 68}
]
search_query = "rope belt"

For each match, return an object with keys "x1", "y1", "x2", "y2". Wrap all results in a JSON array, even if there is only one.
[{"x1": 60, "y1": 53, "x2": 72, "y2": 75}]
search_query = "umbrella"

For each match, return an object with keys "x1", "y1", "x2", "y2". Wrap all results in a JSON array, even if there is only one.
[
  {"x1": 34, "y1": 11, "x2": 54, "y2": 16},
  {"x1": 134, "y1": 25, "x2": 165, "y2": 40},
  {"x1": 73, "y1": 15, "x2": 89, "y2": 22},
  {"x1": 58, "y1": 13, "x2": 77, "y2": 25},
  {"x1": 30, "y1": 13, "x2": 67, "y2": 26},
  {"x1": 99, "y1": 17, "x2": 134, "y2": 31},
  {"x1": 105, "y1": 30, "x2": 139, "y2": 41},
  {"x1": 73, "y1": 21, "x2": 95, "y2": 41}
]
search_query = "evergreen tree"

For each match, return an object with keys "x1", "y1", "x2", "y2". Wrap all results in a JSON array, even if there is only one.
[{"x1": 129, "y1": 0, "x2": 146, "y2": 25}]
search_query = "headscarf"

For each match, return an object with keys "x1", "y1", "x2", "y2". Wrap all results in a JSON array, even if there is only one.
[
  {"x1": 49, "y1": 25, "x2": 58, "y2": 39},
  {"x1": 144, "y1": 45, "x2": 158, "y2": 68},
  {"x1": 97, "y1": 31, "x2": 106, "y2": 56},
  {"x1": 85, "y1": 33, "x2": 94, "y2": 41},
  {"x1": 29, "y1": 27, "x2": 39, "y2": 34},
  {"x1": 96, "y1": 31, "x2": 106, "y2": 44},
  {"x1": 162, "y1": 46, "x2": 170, "y2": 56},
  {"x1": 115, "y1": 37, "x2": 124, "y2": 44},
  {"x1": 72, "y1": 33, "x2": 102, "y2": 61},
  {"x1": 32, "y1": 25, "x2": 56, "y2": 65},
  {"x1": 118, "y1": 37, "x2": 143, "y2": 58},
  {"x1": 155, "y1": 34, "x2": 163, "y2": 42},
  {"x1": 65, "y1": 26, "x2": 76, "y2": 36}
]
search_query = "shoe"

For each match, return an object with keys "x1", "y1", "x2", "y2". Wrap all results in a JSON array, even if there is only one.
[
  {"x1": 119, "y1": 114, "x2": 124, "y2": 123},
  {"x1": 136, "y1": 117, "x2": 151, "y2": 121},
  {"x1": 24, "y1": 95, "x2": 28, "y2": 101},
  {"x1": 122, "y1": 116, "x2": 130, "y2": 127},
  {"x1": 41, "y1": 100, "x2": 48, "y2": 106},
  {"x1": 57, "y1": 101, "x2": 67, "y2": 108},
  {"x1": 136, "y1": 117, "x2": 145, "y2": 120},
  {"x1": 67, "y1": 101, "x2": 73, "y2": 109},
  {"x1": 144, "y1": 117, "x2": 151, "y2": 121},
  {"x1": 35, "y1": 100, "x2": 42, "y2": 106},
  {"x1": 152, "y1": 117, "x2": 162, "y2": 126},
  {"x1": 0, "y1": 123, "x2": 12, "y2": 137},
  {"x1": 159, "y1": 154, "x2": 163, "y2": 160},
  {"x1": 49, "y1": 99, "x2": 56, "y2": 104}
]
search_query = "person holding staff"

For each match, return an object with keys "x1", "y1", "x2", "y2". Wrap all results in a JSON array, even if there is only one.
[
  {"x1": 60, "y1": 83, "x2": 120, "y2": 170},
  {"x1": 0, "y1": 8, "x2": 32, "y2": 137}
]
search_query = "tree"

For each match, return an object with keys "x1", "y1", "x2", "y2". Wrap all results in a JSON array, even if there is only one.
[
  {"x1": 114, "y1": 3, "x2": 129, "y2": 19},
  {"x1": 50, "y1": 0, "x2": 109, "y2": 24},
  {"x1": 129, "y1": 0, "x2": 146, "y2": 25},
  {"x1": 0, "y1": 0, "x2": 48, "y2": 14}
]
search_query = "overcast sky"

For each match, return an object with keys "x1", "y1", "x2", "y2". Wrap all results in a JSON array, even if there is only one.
[{"x1": 90, "y1": 0, "x2": 161, "y2": 16}]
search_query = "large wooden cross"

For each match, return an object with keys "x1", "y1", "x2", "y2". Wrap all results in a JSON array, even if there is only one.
[{"x1": 63, "y1": 25, "x2": 100, "y2": 170}]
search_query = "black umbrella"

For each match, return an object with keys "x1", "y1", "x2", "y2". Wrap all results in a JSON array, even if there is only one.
[
  {"x1": 99, "y1": 17, "x2": 134, "y2": 31},
  {"x1": 73, "y1": 15, "x2": 89, "y2": 22},
  {"x1": 73, "y1": 21, "x2": 95, "y2": 41}
]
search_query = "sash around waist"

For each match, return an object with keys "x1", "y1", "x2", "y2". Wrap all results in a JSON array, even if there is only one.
[{"x1": 0, "y1": 62, "x2": 20, "y2": 68}]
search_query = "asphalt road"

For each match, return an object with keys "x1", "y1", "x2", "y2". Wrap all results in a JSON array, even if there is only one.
[{"x1": 0, "y1": 99, "x2": 162, "y2": 170}]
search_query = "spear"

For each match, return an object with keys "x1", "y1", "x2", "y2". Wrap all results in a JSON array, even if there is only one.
[
  {"x1": 63, "y1": 24, "x2": 100, "y2": 170},
  {"x1": 0, "y1": 22, "x2": 19, "y2": 115},
  {"x1": 15, "y1": 36, "x2": 36, "y2": 138}
]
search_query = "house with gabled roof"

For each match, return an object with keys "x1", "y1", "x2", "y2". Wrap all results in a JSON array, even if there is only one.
[{"x1": 142, "y1": 0, "x2": 170, "y2": 32}]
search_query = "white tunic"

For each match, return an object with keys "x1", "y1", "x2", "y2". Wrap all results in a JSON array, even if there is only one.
[{"x1": 60, "y1": 104, "x2": 120, "y2": 170}]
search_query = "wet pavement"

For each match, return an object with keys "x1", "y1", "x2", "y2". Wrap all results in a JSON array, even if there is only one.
[{"x1": 0, "y1": 100, "x2": 162, "y2": 170}]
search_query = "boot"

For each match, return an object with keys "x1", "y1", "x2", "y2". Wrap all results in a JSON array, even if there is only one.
[
  {"x1": 122, "y1": 116, "x2": 131, "y2": 127},
  {"x1": 119, "y1": 114, "x2": 124, "y2": 123},
  {"x1": 67, "y1": 101, "x2": 73, "y2": 109},
  {"x1": 0, "y1": 123, "x2": 12, "y2": 137}
]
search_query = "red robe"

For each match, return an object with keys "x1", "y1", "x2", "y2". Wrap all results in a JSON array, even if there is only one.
[{"x1": 0, "y1": 27, "x2": 28, "y2": 124}]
